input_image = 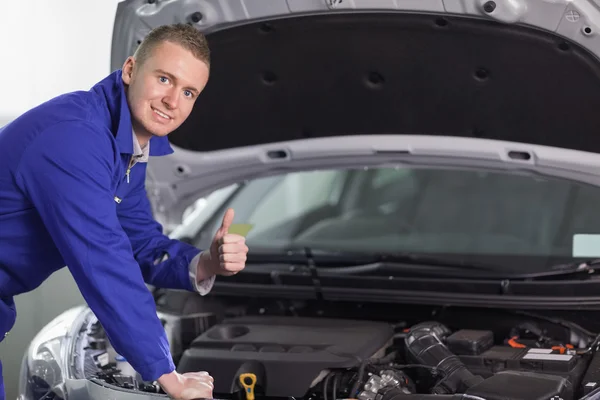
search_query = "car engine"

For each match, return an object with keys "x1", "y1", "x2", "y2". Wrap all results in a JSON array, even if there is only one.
[
  {"x1": 74, "y1": 295, "x2": 600, "y2": 400},
  {"x1": 177, "y1": 316, "x2": 393, "y2": 397}
]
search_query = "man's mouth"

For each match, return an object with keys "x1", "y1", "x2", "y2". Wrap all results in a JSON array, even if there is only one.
[{"x1": 152, "y1": 107, "x2": 172, "y2": 120}]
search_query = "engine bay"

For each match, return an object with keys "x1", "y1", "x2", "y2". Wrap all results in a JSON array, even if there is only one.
[
  {"x1": 178, "y1": 316, "x2": 393, "y2": 397},
  {"x1": 74, "y1": 294, "x2": 600, "y2": 400}
]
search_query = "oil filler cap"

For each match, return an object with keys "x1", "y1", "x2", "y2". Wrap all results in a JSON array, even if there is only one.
[{"x1": 239, "y1": 373, "x2": 257, "y2": 400}]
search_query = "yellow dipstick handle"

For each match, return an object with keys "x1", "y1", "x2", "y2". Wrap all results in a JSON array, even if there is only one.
[{"x1": 239, "y1": 373, "x2": 257, "y2": 400}]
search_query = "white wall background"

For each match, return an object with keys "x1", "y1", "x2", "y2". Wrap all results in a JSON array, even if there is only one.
[
  {"x1": 0, "y1": 0, "x2": 122, "y2": 119},
  {"x1": 0, "y1": 2, "x2": 123, "y2": 399}
]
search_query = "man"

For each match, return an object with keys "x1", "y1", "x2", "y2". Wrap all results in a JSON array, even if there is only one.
[{"x1": 0, "y1": 24, "x2": 246, "y2": 399}]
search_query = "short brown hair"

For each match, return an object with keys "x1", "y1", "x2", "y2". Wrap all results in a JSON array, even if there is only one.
[{"x1": 134, "y1": 23, "x2": 210, "y2": 68}]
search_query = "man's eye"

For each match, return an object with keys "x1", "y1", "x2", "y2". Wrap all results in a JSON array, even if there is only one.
[
  {"x1": 184, "y1": 90, "x2": 194, "y2": 98},
  {"x1": 159, "y1": 76, "x2": 169, "y2": 83}
]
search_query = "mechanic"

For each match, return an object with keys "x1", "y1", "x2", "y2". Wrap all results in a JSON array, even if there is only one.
[{"x1": 0, "y1": 24, "x2": 248, "y2": 400}]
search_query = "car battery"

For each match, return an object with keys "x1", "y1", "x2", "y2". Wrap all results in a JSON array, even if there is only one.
[{"x1": 458, "y1": 346, "x2": 587, "y2": 400}]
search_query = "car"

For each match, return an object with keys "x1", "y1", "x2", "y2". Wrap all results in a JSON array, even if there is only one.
[{"x1": 17, "y1": 0, "x2": 600, "y2": 399}]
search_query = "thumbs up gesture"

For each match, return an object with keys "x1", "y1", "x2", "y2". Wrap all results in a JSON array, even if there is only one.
[{"x1": 198, "y1": 208, "x2": 248, "y2": 279}]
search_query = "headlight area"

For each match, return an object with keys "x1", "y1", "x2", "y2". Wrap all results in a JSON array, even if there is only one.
[
  {"x1": 18, "y1": 305, "x2": 91, "y2": 400},
  {"x1": 19, "y1": 306, "x2": 168, "y2": 400}
]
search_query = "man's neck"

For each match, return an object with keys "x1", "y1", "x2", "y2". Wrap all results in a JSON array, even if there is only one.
[{"x1": 135, "y1": 131, "x2": 151, "y2": 148}]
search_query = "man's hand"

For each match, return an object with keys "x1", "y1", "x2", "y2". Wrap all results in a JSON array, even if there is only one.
[
  {"x1": 158, "y1": 370, "x2": 214, "y2": 400},
  {"x1": 197, "y1": 208, "x2": 248, "y2": 280}
]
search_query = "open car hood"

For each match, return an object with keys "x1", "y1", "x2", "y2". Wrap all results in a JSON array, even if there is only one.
[{"x1": 111, "y1": 0, "x2": 600, "y2": 227}]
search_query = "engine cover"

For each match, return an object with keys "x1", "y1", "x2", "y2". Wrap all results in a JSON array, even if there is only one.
[{"x1": 177, "y1": 316, "x2": 394, "y2": 397}]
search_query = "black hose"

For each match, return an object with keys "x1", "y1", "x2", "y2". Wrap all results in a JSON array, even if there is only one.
[
  {"x1": 577, "y1": 333, "x2": 600, "y2": 355},
  {"x1": 389, "y1": 364, "x2": 445, "y2": 378},
  {"x1": 380, "y1": 351, "x2": 398, "y2": 364},
  {"x1": 332, "y1": 373, "x2": 338, "y2": 400},
  {"x1": 323, "y1": 372, "x2": 332, "y2": 400},
  {"x1": 404, "y1": 322, "x2": 483, "y2": 394},
  {"x1": 350, "y1": 359, "x2": 369, "y2": 397}
]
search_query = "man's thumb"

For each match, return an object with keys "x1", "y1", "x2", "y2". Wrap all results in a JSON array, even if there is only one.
[{"x1": 218, "y1": 208, "x2": 235, "y2": 234}]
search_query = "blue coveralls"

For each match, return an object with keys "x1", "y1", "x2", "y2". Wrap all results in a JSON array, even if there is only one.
[{"x1": 0, "y1": 70, "x2": 208, "y2": 398}]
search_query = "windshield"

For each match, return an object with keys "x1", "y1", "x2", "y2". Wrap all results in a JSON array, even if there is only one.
[{"x1": 182, "y1": 166, "x2": 600, "y2": 273}]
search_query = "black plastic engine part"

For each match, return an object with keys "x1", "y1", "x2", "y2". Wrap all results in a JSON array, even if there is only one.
[
  {"x1": 458, "y1": 345, "x2": 586, "y2": 398},
  {"x1": 379, "y1": 386, "x2": 466, "y2": 400},
  {"x1": 446, "y1": 329, "x2": 494, "y2": 356},
  {"x1": 405, "y1": 322, "x2": 483, "y2": 394},
  {"x1": 177, "y1": 316, "x2": 394, "y2": 397},
  {"x1": 465, "y1": 370, "x2": 569, "y2": 400},
  {"x1": 580, "y1": 349, "x2": 600, "y2": 395},
  {"x1": 159, "y1": 311, "x2": 217, "y2": 362},
  {"x1": 379, "y1": 370, "x2": 570, "y2": 400}
]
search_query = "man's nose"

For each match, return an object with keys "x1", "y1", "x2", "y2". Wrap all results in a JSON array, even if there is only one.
[{"x1": 162, "y1": 89, "x2": 179, "y2": 109}]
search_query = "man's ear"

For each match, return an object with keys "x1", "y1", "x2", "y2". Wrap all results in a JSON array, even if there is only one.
[{"x1": 121, "y1": 56, "x2": 136, "y2": 85}]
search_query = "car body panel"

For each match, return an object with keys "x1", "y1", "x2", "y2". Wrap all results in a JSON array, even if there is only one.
[
  {"x1": 111, "y1": 0, "x2": 600, "y2": 65},
  {"x1": 110, "y1": 0, "x2": 600, "y2": 227},
  {"x1": 146, "y1": 135, "x2": 600, "y2": 228}
]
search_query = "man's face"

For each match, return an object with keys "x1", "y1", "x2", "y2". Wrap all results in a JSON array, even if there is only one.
[{"x1": 121, "y1": 41, "x2": 210, "y2": 140}]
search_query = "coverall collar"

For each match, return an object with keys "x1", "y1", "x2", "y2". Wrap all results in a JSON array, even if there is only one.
[
  {"x1": 132, "y1": 130, "x2": 150, "y2": 162},
  {"x1": 97, "y1": 70, "x2": 174, "y2": 157}
]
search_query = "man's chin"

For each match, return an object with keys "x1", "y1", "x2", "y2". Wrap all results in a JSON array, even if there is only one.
[
  {"x1": 149, "y1": 130, "x2": 172, "y2": 138},
  {"x1": 135, "y1": 118, "x2": 182, "y2": 139},
  {"x1": 145, "y1": 125, "x2": 177, "y2": 138}
]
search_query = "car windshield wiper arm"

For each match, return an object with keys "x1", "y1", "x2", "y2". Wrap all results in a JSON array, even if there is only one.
[
  {"x1": 247, "y1": 248, "x2": 501, "y2": 273},
  {"x1": 375, "y1": 252, "x2": 501, "y2": 272},
  {"x1": 527, "y1": 258, "x2": 600, "y2": 279},
  {"x1": 323, "y1": 256, "x2": 600, "y2": 279}
]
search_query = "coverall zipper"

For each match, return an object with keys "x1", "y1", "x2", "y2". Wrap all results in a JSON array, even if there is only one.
[
  {"x1": 115, "y1": 156, "x2": 136, "y2": 204},
  {"x1": 126, "y1": 155, "x2": 135, "y2": 183}
]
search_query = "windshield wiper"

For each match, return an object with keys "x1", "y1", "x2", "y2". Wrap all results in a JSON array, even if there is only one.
[
  {"x1": 376, "y1": 252, "x2": 501, "y2": 271},
  {"x1": 248, "y1": 247, "x2": 600, "y2": 279},
  {"x1": 247, "y1": 247, "x2": 502, "y2": 274},
  {"x1": 521, "y1": 258, "x2": 600, "y2": 279},
  {"x1": 321, "y1": 256, "x2": 600, "y2": 280}
]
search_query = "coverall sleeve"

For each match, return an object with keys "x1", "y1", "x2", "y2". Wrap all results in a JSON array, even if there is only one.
[
  {"x1": 116, "y1": 176, "x2": 215, "y2": 293},
  {"x1": 15, "y1": 122, "x2": 175, "y2": 381}
]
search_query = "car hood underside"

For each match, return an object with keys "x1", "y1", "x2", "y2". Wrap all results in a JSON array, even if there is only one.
[
  {"x1": 113, "y1": 5, "x2": 600, "y2": 153},
  {"x1": 110, "y1": 1, "x2": 600, "y2": 224}
]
